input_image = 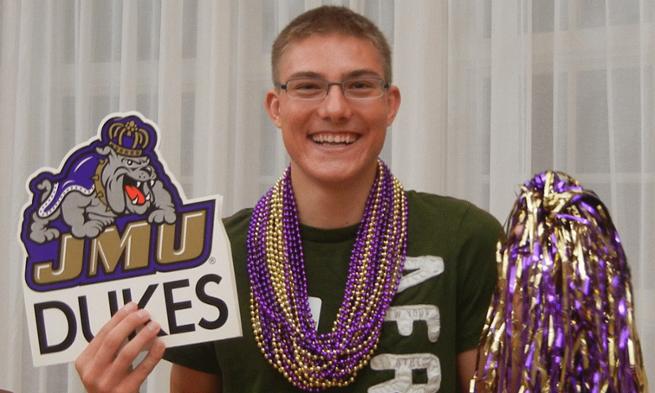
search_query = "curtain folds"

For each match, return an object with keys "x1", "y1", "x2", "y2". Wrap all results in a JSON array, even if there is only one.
[{"x1": 1, "y1": 1, "x2": 652, "y2": 392}]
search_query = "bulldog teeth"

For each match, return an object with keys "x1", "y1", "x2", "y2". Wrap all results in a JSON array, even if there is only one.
[
  {"x1": 136, "y1": 181, "x2": 142, "y2": 188},
  {"x1": 150, "y1": 180, "x2": 155, "y2": 187},
  {"x1": 145, "y1": 193, "x2": 151, "y2": 201},
  {"x1": 132, "y1": 197, "x2": 139, "y2": 205}
]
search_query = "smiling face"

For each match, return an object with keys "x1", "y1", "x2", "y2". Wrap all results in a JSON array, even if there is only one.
[{"x1": 265, "y1": 33, "x2": 400, "y2": 188}]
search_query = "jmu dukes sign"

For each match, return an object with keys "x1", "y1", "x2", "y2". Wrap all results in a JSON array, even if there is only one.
[{"x1": 19, "y1": 112, "x2": 241, "y2": 366}]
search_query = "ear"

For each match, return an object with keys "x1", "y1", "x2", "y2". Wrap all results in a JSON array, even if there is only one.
[
  {"x1": 96, "y1": 146, "x2": 112, "y2": 156},
  {"x1": 385, "y1": 85, "x2": 401, "y2": 127},
  {"x1": 264, "y1": 89, "x2": 283, "y2": 129}
]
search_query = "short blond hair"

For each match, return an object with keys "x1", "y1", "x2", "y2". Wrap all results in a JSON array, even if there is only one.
[{"x1": 271, "y1": 6, "x2": 392, "y2": 84}]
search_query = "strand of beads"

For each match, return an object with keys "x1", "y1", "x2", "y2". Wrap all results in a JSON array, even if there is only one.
[{"x1": 247, "y1": 160, "x2": 408, "y2": 391}]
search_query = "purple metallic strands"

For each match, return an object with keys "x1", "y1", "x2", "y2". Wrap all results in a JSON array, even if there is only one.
[
  {"x1": 247, "y1": 160, "x2": 408, "y2": 391},
  {"x1": 471, "y1": 171, "x2": 648, "y2": 393}
]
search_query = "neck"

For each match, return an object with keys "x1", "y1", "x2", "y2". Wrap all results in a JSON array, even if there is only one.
[{"x1": 290, "y1": 163, "x2": 377, "y2": 229}]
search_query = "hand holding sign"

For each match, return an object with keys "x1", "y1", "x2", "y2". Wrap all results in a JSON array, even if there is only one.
[{"x1": 75, "y1": 302, "x2": 164, "y2": 393}]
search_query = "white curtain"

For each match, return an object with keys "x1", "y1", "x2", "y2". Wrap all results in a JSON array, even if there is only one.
[{"x1": 0, "y1": 1, "x2": 652, "y2": 392}]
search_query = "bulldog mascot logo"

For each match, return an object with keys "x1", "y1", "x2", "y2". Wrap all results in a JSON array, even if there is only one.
[
  {"x1": 29, "y1": 116, "x2": 176, "y2": 243},
  {"x1": 19, "y1": 112, "x2": 241, "y2": 367}
]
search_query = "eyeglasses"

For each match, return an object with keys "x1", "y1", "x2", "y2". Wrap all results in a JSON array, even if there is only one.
[{"x1": 276, "y1": 77, "x2": 389, "y2": 100}]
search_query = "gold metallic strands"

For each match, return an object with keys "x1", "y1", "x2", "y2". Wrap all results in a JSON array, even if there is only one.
[{"x1": 471, "y1": 171, "x2": 648, "y2": 393}]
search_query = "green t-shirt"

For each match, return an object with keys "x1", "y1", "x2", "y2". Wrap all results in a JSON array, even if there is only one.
[{"x1": 165, "y1": 191, "x2": 502, "y2": 393}]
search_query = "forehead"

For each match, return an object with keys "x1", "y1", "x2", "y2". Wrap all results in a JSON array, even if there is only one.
[
  {"x1": 277, "y1": 33, "x2": 385, "y2": 80},
  {"x1": 119, "y1": 154, "x2": 148, "y2": 162}
]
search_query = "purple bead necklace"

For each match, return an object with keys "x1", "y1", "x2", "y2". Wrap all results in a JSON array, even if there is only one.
[{"x1": 247, "y1": 160, "x2": 408, "y2": 391}]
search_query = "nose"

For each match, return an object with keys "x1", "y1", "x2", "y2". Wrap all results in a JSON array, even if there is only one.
[{"x1": 317, "y1": 84, "x2": 352, "y2": 122}]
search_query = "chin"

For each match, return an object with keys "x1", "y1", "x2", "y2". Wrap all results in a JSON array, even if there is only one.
[{"x1": 296, "y1": 159, "x2": 378, "y2": 186}]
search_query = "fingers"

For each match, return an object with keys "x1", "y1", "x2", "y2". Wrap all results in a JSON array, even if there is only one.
[
  {"x1": 76, "y1": 302, "x2": 137, "y2": 369},
  {"x1": 75, "y1": 303, "x2": 166, "y2": 393},
  {"x1": 105, "y1": 320, "x2": 164, "y2": 392},
  {"x1": 94, "y1": 307, "x2": 152, "y2": 368},
  {"x1": 121, "y1": 337, "x2": 166, "y2": 391},
  {"x1": 114, "y1": 320, "x2": 161, "y2": 367}
]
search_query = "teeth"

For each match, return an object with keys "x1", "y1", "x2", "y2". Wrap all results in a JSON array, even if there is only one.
[
  {"x1": 132, "y1": 197, "x2": 138, "y2": 205},
  {"x1": 146, "y1": 193, "x2": 151, "y2": 201},
  {"x1": 312, "y1": 133, "x2": 356, "y2": 144},
  {"x1": 150, "y1": 180, "x2": 155, "y2": 187},
  {"x1": 136, "y1": 181, "x2": 142, "y2": 188}
]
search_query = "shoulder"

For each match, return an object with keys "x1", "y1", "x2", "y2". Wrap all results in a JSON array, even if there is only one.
[
  {"x1": 222, "y1": 207, "x2": 252, "y2": 231},
  {"x1": 404, "y1": 190, "x2": 503, "y2": 266},
  {"x1": 406, "y1": 190, "x2": 502, "y2": 239},
  {"x1": 221, "y1": 207, "x2": 252, "y2": 247},
  {"x1": 220, "y1": 208, "x2": 253, "y2": 248}
]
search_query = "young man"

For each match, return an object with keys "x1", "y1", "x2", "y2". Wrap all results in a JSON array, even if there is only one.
[{"x1": 75, "y1": 6, "x2": 501, "y2": 393}]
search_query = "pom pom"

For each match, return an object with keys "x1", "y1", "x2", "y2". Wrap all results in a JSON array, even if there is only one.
[{"x1": 471, "y1": 171, "x2": 648, "y2": 393}]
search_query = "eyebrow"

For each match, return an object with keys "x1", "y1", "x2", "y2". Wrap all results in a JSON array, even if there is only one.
[
  {"x1": 285, "y1": 69, "x2": 384, "y2": 81},
  {"x1": 346, "y1": 69, "x2": 383, "y2": 79},
  {"x1": 286, "y1": 71, "x2": 322, "y2": 80}
]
